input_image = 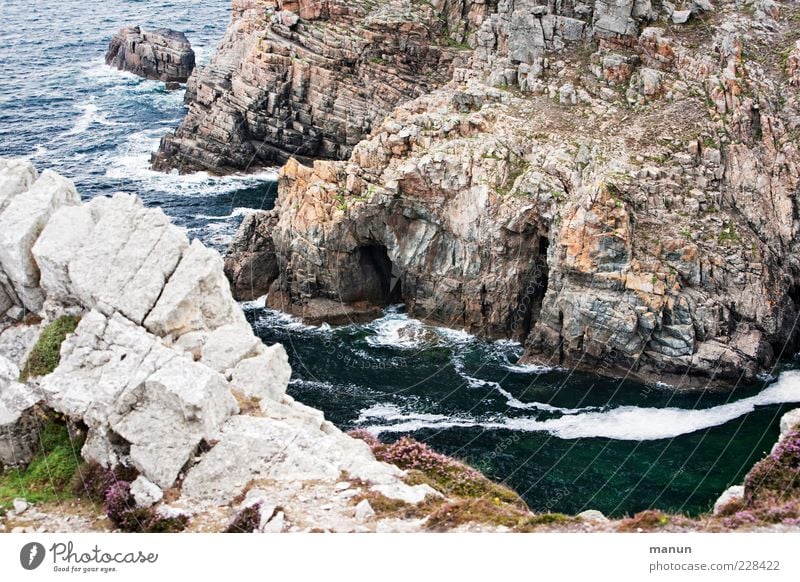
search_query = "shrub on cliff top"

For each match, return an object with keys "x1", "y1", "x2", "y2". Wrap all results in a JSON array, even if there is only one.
[
  {"x1": 0, "y1": 418, "x2": 82, "y2": 508},
  {"x1": 617, "y1": 510, "x2": 671, "y2": 532},
  {"x1": 71, "y1": 461, "x2": 133, "y2": 503},
  {"x1": 224, "y1": 503, "x2": 262, "y2": 533},
  {"x1": 744, "y1": 430, "x2": 800, "y2": 504},
  {"x1": 348, "y1": 432, "x2": 524, "y2": 507},
  {"x1": 19, "y1": 315, "x2": 81, "y2": 381},
  {"x1": 425, "y1": 498, "x2": 533, "y2": 531},
  {"x1": 103, "y1": 480, "x2": 187, "y2": 533}
]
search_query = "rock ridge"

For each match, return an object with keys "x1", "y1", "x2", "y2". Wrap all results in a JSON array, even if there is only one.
[{"x1": 0, "y1": 158, "x2": 438, "y2": 531}]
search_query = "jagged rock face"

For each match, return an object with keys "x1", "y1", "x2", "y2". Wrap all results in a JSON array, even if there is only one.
[
  {"x1": 467, "y1": 0, "x2": 666, "y2": 91},
  {"x1": 151, "y1": 0, "x2": 469, "y2": 173},
  {"x1": 227, "y1": 2, "x2": 800, "y2": 386},
  {"x1": 0, "y1": 355, "x2": 41, "y2": 468},
  {"x1": 256, "y1": 88, "x2": 555, "y2": 338},
  {"x1": 223, "y1": 210, "x2": 280, "y2": 300},
  {"x1": 41, "y1": 310, "x2": 240, "y2": 488},
  {"x1": 0, "y1": 158, "x2": 441, "y2": 527},
  {"x1": 105, "y1": 26, "x2": 195, "y2": 84}
]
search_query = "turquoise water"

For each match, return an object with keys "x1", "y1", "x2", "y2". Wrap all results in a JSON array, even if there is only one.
[{"x1": 4, "y1": 0, "x2": 800, "y2": 517}]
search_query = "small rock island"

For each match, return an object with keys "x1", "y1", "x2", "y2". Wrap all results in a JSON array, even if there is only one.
[{"x1": 105, "y1": 25, "x2": 195, "y2": 86}]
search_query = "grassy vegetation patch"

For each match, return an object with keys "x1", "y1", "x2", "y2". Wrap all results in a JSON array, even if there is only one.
[
  {"x1": 348, "y1": 431, "x2": 538, "y2": 530},
  {"x1": 425, "y1": 498, "x2": 534, "y2": 531},
  {"x1": 351, "y1": 433, "x2": 524, "y2": 506},
  {"x1": 0, "y1": 418, "x2": 83, "y2": 509},
  {"x1": 19, "y1": 315, "x2": 81, "y2": 382},
  {"x1": 617, "y1": 509, "x2": 671, "y2": 532}
]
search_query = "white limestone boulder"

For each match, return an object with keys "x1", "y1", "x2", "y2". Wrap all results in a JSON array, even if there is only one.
[
  {"x1": 200, "y1": 323, "x2": 262, "y2": 373},
  {"x1": 41, "y1": 310, "x2": 238, "y2": 488},
  {"x1": 230, "y1": 343, "x2": 291, "y2": 402},
  {"x1": 0, "y1": 170, "x2": 80, "y2": 311},
  {"x1": 144, "y1": 239, "x2": 246, "y2": 338},
  {"x1": 0, "y1": 159, "x2": 37, "y2": 213},
  {"x1": 355, "y1": 499, "x2": 375, "y2": 522},
  {"x1": 713, "y1": 484, "x2": 745, "y2": 516},
  {"x1": 0, "y1": 321, "x2": 42, "y2": 368},
  {"x1": 36, "y1": 193, "x2": 189, "y2": 324},
  {"x1": 779, "y1": 408, "x2": 800, "y2": 440},
  {"x1": 131, "y1": 475, "x2": 164, "y2": 508},
  {"x1": 181, "y1": 413, "x2": 440, "y2": 505},
  {"x1": 31, "y1": 204, "x2": 95, "y2": 302}
]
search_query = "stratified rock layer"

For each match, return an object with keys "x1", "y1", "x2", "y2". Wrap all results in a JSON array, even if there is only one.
[
  {"x1": 151, "y1": 0, "x2": 468, "y2": 173},
  {"x1": 226, "y1": 2, "x2": 800, "y2": 387},
  {"x1": 105, "y1": 26, "x2": 195, "y2": 84}
]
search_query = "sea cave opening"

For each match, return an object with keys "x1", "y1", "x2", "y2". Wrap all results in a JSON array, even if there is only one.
[
  {"x1": 516, "y1": 236, "x2": 549, "y2": 342},
  {"x1": 355, "y1": 244, "x2": 402, "y2": 305},
  {"x1": 787, "y1": 283, "x2": 800, "y2": 353}
]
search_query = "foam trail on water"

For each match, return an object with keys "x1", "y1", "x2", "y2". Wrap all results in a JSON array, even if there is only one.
[
  {"x1": 65, "y1": 100, "x2": 115, "y2": 136},
  {"x1": 362, "y1": 370, "x2": 800, "y2": 440},
  {"x1": 451, "y1": 352, "x2": 590, "y2": 414},
  {"x1": 251, "y1": 308, "x2": 321, "y2": 332},
  {"x1": 357, "y1": 403, "x2": 450, "y2": 424}
]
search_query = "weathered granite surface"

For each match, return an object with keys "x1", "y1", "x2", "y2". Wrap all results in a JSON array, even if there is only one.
[{"x1": 0, "y1": 159, "x2": 438, "y2": 531}]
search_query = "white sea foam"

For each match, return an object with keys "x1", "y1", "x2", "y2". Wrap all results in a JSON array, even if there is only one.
[
  {"x1": 65, "y1": 100, "x2": 116, "y2": 136},
  {"x1": 356, "y1": 403, "x2": 451, "y2": 425},
  {"x1": 362, "y1": 370, "x2": 800, "y2": 440},
  {"x1": 238, "y1": 294, "x2": 267, "y2": 310},
  {"x1": 194, "y1": 207, "x2": 260, "y2": 221},
  {"x1": 435, "y1": 326, "x2": 475, "y2": 344},
  {"x1": 502, "y1": 362, "x2": 556, "y2": 374},
  {"x1": 29, "y1": 144, "x2": 48, "y2": 158},
  {"x1": 253, "y1": 308, "x2": 320, "y2": 332},
  {"x1": 103, "y1": 128, "x2": 278, "y2": 197},
  {"x1": 366, "y1": 314, "x2": 428, "y2": 349}
]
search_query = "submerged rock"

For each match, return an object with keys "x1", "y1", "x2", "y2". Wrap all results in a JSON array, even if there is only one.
[{"x1": 105, "y1": 25, "x2": 195, "y2": 84}]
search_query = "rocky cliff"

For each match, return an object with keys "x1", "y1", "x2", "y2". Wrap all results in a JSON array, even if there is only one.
[
  {"x1": 105, "y1": 26, "x2": 196, "y2": 85},
  {"x1": 0, "y1": 158, "x2": 445, "y2": 532},
  {"x1": 224, "y1": 0, "x2": 800, "y2": 387},
  {"x1": 151, "y1": 0, "x2": 473, "y2": 173}
]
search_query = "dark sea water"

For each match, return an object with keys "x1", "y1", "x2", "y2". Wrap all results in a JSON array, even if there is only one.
[{"x1": 3, "y1": 0, "x2": 800, "y2": 517}]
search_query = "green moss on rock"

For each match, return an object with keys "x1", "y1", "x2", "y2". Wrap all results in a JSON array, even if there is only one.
[
  {"x1": 0, "y1": 418, "x2": 83, "y2": 508},
  {"x1": 19, "y1": 315, "x2": 81, "y2": 382}
]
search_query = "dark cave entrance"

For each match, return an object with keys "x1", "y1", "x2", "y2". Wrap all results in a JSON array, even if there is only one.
[
  {"x1": 516, "y1": 236, "x2": 549, "y2": 342},
  {"x1": 355, "y1": 245, "x2": 402, "y2": 304},
  {"x1": 787, "y1": 284, "x2": 800, "y2": 353}
]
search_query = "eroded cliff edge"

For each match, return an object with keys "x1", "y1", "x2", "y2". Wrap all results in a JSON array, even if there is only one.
[
  {"x1": 221, "y1": 1, "x2": 800, "y2": 387},
  {"x1": 152, "y1": 0, "x2": 475, "y2": 172},
  {"x1": 0, "y1": 158, "x2": 446, "y2": 532}
]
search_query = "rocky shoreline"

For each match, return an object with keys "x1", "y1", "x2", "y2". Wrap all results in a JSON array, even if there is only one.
[
  {"x1": 0, "y1": 159, "x2": 440, "y2": 532},
  {"x1": 207, "y1": 0, "x2": 800, "y2": 388}
]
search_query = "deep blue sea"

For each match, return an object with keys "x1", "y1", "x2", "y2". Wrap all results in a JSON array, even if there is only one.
[{"x1": 3, "y1": 0, "x2": 800, "y2": 517}]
